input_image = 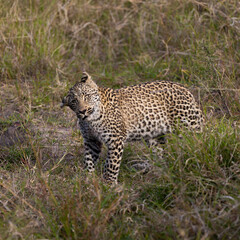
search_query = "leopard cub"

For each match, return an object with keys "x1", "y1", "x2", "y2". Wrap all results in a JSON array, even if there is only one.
[{"x1": 61, "y1": 72, "x2": 204, "y2": 182}]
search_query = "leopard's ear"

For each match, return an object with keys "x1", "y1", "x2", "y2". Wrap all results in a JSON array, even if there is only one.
[
  {"x1": 81, "y1": 72, "x2": 90, "y2": 83},
  {"x1": 81, "y1": 72, "x2": 98, "y2": 89}
]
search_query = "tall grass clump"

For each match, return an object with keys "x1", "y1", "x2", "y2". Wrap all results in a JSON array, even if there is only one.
[{"x1": 135, "y1": 121, "x2": 240, "y2": 239}]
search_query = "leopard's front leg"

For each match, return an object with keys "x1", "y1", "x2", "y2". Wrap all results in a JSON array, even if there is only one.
[
  {"x1": 103, "y1": 137, "x2": 124, "y2": 183},
  {"x1": 83, "y1": 139, "x2": 102, "y2": 172}
]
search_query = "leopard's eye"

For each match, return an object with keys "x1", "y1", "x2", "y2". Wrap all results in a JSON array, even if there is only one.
[{"x1": 84, "y1": 94, "x2": 91, "y2": 100}]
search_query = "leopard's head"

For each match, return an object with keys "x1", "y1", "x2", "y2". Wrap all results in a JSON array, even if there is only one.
[{"x1": 61, "y1": 72, "x2": 100, "y2": 120}]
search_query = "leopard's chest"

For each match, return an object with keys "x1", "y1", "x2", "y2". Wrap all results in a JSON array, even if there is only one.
[{"x1": 80, "y1": 116, "x2": 115, "y2": 143}]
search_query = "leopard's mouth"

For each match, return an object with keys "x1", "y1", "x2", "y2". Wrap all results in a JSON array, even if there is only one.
[{"x1": 77, "y1": 112, "x2": 87, "y2": 120}]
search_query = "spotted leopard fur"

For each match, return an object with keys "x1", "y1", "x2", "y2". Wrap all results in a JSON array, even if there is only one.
[{"x1": 61, "y1": 72, "x2": 204, "y2": 182}]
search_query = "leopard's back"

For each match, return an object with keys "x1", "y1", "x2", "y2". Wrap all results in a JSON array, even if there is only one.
[{"x1": 112, "y1": 81, "x2": 204, "y2": 141}]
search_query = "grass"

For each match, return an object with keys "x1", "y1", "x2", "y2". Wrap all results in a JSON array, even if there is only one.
[{"x1": 0, "y1": 0, "x2": 240, "y2": 239}]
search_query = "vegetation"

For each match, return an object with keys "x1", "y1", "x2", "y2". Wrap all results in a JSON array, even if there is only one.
[{"x1": 0, "y1": 0, "x2": 239, "y2": 239}]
